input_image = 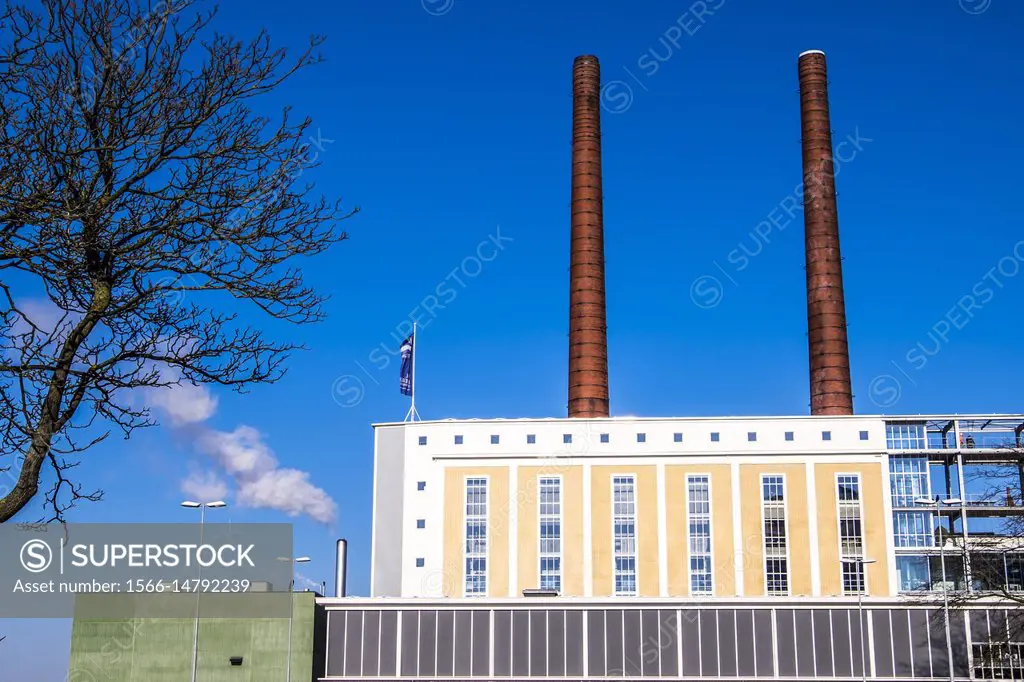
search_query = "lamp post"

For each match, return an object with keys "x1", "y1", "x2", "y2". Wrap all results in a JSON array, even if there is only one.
[
  {"x1": 278, "y1": 556, "x2": 311, "y2": 682},
  {"x1": 181, "y1": 500, "x2": 227, "y2": 682},
  {"x1": 841, "y1": 557, "x2": 877, "y2": 682},
  {"x1": 916, "y1": 495, "x2": 962, "y2": 682}
]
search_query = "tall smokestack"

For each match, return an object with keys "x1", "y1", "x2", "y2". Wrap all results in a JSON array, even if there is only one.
[
  {"x1": 568, "y1": 55, "x2": 610, "y2": 419},
  {"x1": 798, "y1": 50, "x2": 853, "y2": 416}
]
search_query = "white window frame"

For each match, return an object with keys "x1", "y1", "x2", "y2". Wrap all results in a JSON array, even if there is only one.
[
  {"x1": 463, "y1": 475, "x2": 489, "y2": 597},
  {"x1": 685, "y1": 473, "x2": 714, "y2": 596},
  {"x1": 888, "y1": 455, "x2": 931, "y2": 508},
  {"x1": 836, "y1": 472, "x2": 868, "y2": 595},
  {"x1": 538, "y1": 475, "x2": 563, "y2": 593},
  {"x1": 889, "y1": 455, "x2": 933, "y2": 549},
  {"x1": 886, "y1": 423, "x2": 927, "y2": 450},
  {"x1": 761, "y1": 473, "x2": 791, "y2": 596},
  {"x1": 611, "y1": 474, "x2": 638, "y2": 596}
]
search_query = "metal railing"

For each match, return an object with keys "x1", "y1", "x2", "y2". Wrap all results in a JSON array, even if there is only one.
[{"x1": 973, "y1": 642, "x2": 1024, "y2": 679}]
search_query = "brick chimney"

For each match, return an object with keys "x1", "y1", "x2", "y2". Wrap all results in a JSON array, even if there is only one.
[
  {"x1": 798, "y1": 50, "x2": 853, "y2": 415},
  {"x1": 568, "y1": 55, "x2": 610, "y2": 418}
]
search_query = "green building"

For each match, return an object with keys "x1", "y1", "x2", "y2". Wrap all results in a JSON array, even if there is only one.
[{"x1": 68, "y1": 591, "x2": 326, "y2": 681}]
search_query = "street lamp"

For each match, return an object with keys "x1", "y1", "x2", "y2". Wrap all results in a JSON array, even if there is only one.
[
  {"x1": 916, "y1": 495, "x2": 962, "y2": 682},
  {"x1": 841, "y1": 557, "x2": 877, "y2": 682},
  {"x1": 181, "y1": 500, "x2": 227, "y2": 682},
  {"x1": 279, "y1": 556, "x2": 312, "y2": 682}
]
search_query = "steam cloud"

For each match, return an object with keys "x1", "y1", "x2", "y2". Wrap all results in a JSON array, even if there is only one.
[{"x1": 149, "y1": 373, "x2": 337, "y2": 524}]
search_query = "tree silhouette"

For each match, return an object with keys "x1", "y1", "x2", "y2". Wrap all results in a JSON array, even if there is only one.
[{"x1": 0, "y1": 0, "x2": 355, "y2": 521}]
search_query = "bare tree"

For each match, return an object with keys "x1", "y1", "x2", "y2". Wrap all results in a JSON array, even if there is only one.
[
  {"x1": 950, "y1": 440, "x2": 1024, "y2": 608},
  {"x1": 0, "y1": 0, "x2": 356, "y2": 521}
]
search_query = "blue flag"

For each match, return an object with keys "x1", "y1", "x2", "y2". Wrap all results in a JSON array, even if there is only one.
[{"x1": 399, "y1": 334, "x2": 414, "y2": 396}]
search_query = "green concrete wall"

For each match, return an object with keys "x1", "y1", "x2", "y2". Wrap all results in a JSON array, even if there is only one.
[{"x1": 68, "y1": 592, "x2": 321, "y2": 681}]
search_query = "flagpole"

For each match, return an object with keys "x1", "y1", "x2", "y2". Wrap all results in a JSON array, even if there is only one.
[
  {"x1": 410, "y1": 322, "x2": 418, "y2": 421},
  {"x1": 403, "y1": 323, "x2": 420, "y2": 423}
]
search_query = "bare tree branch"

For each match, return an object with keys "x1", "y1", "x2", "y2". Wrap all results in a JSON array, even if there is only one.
[{"x1": 0, "y1": 0, "x2": 357, "y2": 521}]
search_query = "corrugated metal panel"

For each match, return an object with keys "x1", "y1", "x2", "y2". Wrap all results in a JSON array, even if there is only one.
[
  {"x1": 831, "y1": 608, "x2": 853, "y2": 679},
  {"x1": 400, "y1": 610, "x2": 418, "y2": 677},
  {"x1": 586, "y1": 610, "x2": 605, "y2": 676},
  {"x1": 511, "y1": 611, "x2": 529, "y2": 677},
  {"x1": 454, "y1": 611, "x2": 473, "y2": 677},
  {"x1": 565, "y1": 609, "x2": 585, "y2": 677},
  {"x1": 471, "y1": 611, "x2": 490, "y2": 677},
  {"x1": 658, "y1": 610, "x2": 679, "y2": 678},
  {"x1": 548, "y1": 609, "x2": 566, "y2": 677},
  {"x1": 418, "y1": 610, "x2": 437, "y2": 677},
  {"x1": 754, "y1": 609, "x2": 775, "y2": 677},
  {"x1": 529, "y1": 610, "x2": 546, "y2": 676},
  {"x1": 493, "y1": 610, "x2": 511, "y2": 677},
  {"x1": 680, "y1": 609, "x2": 700, "y2": 677},
  {"x1": 317, "y1": 603, "x2": 983, "y2": 680},
  {"x1": 736, "y1": 608, "x2": 756, "y2": 677},
  {"x1": 436, "y1": 610, "x2": 455, "y2": 677},
  {"x1": 717, "y1": 609, "x2": 737, "y2": 677},
  {"x1": 344, "y1": 610, "x2": 363, "y2": 677},
  {"x1": 639, "y1": 610, "x2": 659, "y2": 677},
  {"x1": 872, "y1": 609, "x2": 895, "y2": 678},
  {"x1": 776, "y1": 609, "x2": 797, "y2": 676},
  {"x1": 698, "y1": 610, "x2": 718, "y2": 677},
  {"x1": 812, "y1": 609, "x2": 833, "y2": 677},
  {"x1": 362, "y1": 610, "x2": 381, "y2": 676},
  {"x1": 379, "y1": 611, "x2": 398, "y2": 677},
  {"x1": 622, "y1": 609, "x2": 642, "y2": 677}
]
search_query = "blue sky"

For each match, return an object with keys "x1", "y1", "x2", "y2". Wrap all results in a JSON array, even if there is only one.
[{"x1": 4, "y1": 0, "x2": 1024, "y2": 677}]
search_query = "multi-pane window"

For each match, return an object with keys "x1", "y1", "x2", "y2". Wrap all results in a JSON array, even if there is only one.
[
  {"x1": 612, "y1": 476, "x2": 637, "y2": 596},
  {"x1": 539, "y1": 477, "x2": 562, "y2": 592},
  {"x1": 893, "y1": 511, "x2": 932, "y2": 547},
  {"x1": 889, "y1": 456, "x2": 930, "y2": 507},
  {"x1": 762, "y1": 475, "x2": 789, "y2": 595},
  {"x1": 886, "y1": 423, "x2": 926, "y2": 450},
  {"x1": 464, "y1": 477, "x2": 488, "y2": 596},
  {"x1": 889, "y1": 456, "x2": 933, "y2": 547},
  {"x1": 897, "y1": 554, "x2": 973, "y2": 593},
  {"x1": 687, "y1": 475, "x2": 713, "y2": 595},
  {"x1": 838, "y1": 474, "x2": 866, "y2": 594}
]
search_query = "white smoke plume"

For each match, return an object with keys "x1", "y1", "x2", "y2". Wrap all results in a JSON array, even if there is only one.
[
  {"x1": 147, "y1": 372, "x2": 336, "y2": 524},
  {"x1": 180, "y1": 468, "x2": 230, "y2": 502},
  {"x1": 147, "y1": 371, "x2": 219, "y2": 425},
  {"x1": 195, "y1": 425, "x2": 337, "y2": 524}
]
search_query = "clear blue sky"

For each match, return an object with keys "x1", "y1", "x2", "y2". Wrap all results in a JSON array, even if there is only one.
[{"x1": 4, "y1": 0, "x2": 1024, "y2": 677}]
